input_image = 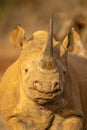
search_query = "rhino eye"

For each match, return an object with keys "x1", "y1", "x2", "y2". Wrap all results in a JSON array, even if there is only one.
[
  {"x1": 20, "y1": 42, "x2": 23, "y2": 47},
  {"x1": 63, "y1": 71, "x2": 66, "y2": 75},
  {"x1": 25, "y1": 68, "x2": 28, "y2": 73}
]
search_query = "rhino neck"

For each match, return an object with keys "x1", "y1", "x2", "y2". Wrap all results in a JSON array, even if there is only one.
[{"x1": 63, "y1": 54, "x2": 84, "y2": 118}]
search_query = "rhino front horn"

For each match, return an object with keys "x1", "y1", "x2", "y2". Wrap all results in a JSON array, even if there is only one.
[
  {"x1": 40, "y1": 14, "x2": 56, "y2": 70},
  {"x1": 44, "y1": 14, "x2": 53, "y2": 57}
]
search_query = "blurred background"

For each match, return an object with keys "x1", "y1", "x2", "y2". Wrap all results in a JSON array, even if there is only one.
[{"x1": 0, "y1": 0, "x2": 87, "y2": 129}]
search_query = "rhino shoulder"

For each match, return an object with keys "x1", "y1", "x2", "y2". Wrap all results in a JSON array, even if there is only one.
[{"x1": 0, "y1": 60, "x2": 20, "y2": 119}]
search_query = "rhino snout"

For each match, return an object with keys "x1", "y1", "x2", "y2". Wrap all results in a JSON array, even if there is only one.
[{"x1": 33, "y1": 80, "x2": 60, "y2": 93}]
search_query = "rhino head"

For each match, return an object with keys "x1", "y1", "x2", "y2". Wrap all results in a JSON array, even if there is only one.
[{"x1": 10, "y1": 18, "x2": 71, "y2": 105}]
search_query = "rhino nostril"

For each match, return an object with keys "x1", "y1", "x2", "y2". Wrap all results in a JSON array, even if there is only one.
[
  {"x1": 51, "y1": 81, "x2": 60, "y2": 91},
  {"x1": 33, "y1": 81, "x2": 42, "y2": 91},
  {"x1": 33, "y1": 80, "x2": 39, "y2": 87}
]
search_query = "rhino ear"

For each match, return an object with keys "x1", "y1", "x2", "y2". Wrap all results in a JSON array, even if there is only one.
[
  {"x1": 10, "y1": 25, "x2": 26, "y2": 49},
  {"x1": 72, "y1": 28, "x2": 80, "y2": 42},
  {"x1": 60, "y1": 28, "x2": 74, "y2": 57},
  {"x1": 71, "y1": 28, "x2": 81, "y2": 53}
]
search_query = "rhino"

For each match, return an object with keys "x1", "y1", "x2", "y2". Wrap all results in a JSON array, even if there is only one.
[
  {"x1": 66, "y1": 28, "x2": 87, "y2": 58},
  {"x1": 0, "y1": 17, "x2": 87, "y2": 130}
]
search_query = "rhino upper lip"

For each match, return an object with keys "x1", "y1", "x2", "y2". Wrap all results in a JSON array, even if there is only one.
[{"x1": 30, "y1": 87, "x2": 61, "y2": 94}]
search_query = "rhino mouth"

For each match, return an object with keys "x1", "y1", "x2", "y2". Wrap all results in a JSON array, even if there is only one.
[
  {"x1": 24, "y1": 79, "x2": 63, "y2": 104},
  {"x1": 34, "y1": 92, "x2": 61, "y2": 104},
  {"x1": 29, "y1": 87, "x2": 62, "y2": 104},
  {"x1": 33, "y1": 87, "x2": 61, "y2": 94}
]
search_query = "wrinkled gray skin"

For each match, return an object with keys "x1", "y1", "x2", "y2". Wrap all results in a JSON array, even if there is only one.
[{"x1": 0, "y1": 23, "x2": 87, "y2": 130}]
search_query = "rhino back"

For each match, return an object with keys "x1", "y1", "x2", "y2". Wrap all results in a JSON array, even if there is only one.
[{"x1": 0, "y1": 60, "x2": 20, "y2": 119}]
